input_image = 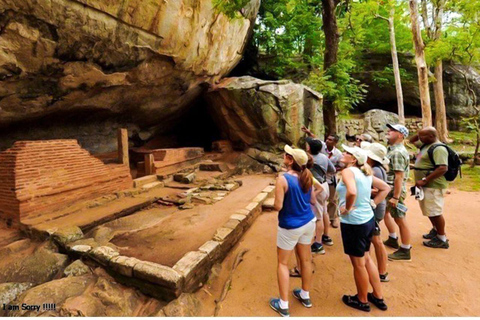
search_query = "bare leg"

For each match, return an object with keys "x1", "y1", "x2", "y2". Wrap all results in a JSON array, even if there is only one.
[
  {"x1": 383, "y1": 210, "x2": 396, "y2": 235},
  {"x1": 296, "y1": 243, "x2": 313, "y2": 292},
  {"x1": 322, "y1": 210, "x2": 329, "y2": 237},
  {"x1": 371, "y1": 235, "x2": 388, "y2": 275},
  {"x1": 349, "y1": 256, "x2": 369, "y2": 303},
  {"x1": 277, "y1": 247, "x2": 294, "y2": 302},
  {"x1": 315, "y1": 219, "x2": 324, "y2": 243},
  {"x1": 429, "y1": 215, "x2": 446, "y2": 235},
  {"x1": 294, "y1": 245, "x2": 301, "y2": 273},
  {"x1": 365, "y1": 252, "x2": 383, "y2": 299},
  {"x1": 394, "y1": 217, "x2": 411, "y2": 246}
]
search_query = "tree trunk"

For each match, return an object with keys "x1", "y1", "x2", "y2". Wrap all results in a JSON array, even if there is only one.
[
  {"x1": 409, "y1": 0, "x2": 432, "y2": 127},
  {"x1": 388, "y1": 6, "x2": 405, "y2": 124},
  {"x1": 431, "y1": 0, "x2": 449, "y2": 142},
  {"x1": 321, "y1": 0, "x2": 340, "y2": 136},
  {"x1": 433, "y1": 60, "x2": 449, "y2": 142}
]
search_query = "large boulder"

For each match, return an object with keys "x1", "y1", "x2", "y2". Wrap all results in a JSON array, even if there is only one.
[
  {"x1": 205, "y1": 76, "x2": 324, "y2": 151},
  {"x1": 0, "y1": 0, "x2": 260, "y2": 153}
]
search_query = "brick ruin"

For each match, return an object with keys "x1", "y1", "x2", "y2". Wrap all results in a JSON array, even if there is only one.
[{"x1": 0, "y1": 140, "x2": 132, "y2": 226}]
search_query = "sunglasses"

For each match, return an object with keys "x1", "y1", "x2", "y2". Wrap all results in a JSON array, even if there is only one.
[{"x1": 356, "y1": 138, "x2": 363, "y2": 142}]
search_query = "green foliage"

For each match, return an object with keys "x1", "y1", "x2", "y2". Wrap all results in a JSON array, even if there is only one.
[{"x1": 213, "y1": 0, "x2": 251, "y2": 19}]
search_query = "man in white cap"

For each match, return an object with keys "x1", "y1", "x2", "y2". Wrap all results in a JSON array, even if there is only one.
[{"x1": 383, "y1": 124, "x2": 412, "y2": 261}]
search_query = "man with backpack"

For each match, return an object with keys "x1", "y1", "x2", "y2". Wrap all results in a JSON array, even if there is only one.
[{"x1": 410, "y1": 126, "x2": 459, "y2": 249}]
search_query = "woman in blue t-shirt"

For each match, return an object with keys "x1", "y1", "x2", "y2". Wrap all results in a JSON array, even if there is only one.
[
  {"x1": 269, "y1": 145, "x2": 316, "y2": 317},
  {"x1": 337, "y1": 145, "x2": 390, "y2": 312}
]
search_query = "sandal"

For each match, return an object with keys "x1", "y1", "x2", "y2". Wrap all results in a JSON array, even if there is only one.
[
  {"x1": 289, "y1": 267, "x2": 301, "y2": 278},
  {"x1": 342, "y1": 294, "x2": 370, "y2": 312},
  {"x1": 289, "y1": 267, "x2": 315, "y2": 278}
]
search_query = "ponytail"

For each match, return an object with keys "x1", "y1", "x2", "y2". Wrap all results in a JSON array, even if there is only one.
[
  {"x1": 292, "y1": 161, "x2": 313, "y2": 193},
  {"x1": 360, "y1": 162, "x2": 373, "y2": 176}
]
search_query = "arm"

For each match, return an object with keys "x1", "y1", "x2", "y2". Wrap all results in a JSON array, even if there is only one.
[
  {"x1": 301, "y1": 125, "x2": 317, "y2": 138},
  {"x1": 372, "y1": 176, "x2": 391, "y2": 206},
  {"x1": 273, "y1": 175, "x2": 287, "y2": 211},
  {"x1": 409, "y1": 134, "x2": 420, "y2": 144},
  {"x1": 388, "y1": 170, "x2": 404, "y2": 208},
  {"x1": 326, "y1": 159, "x2": 336, "y2": 175},
  {"x1": 340, "y1": 168, "x2": 357, "y2": 214},
  {"x1": 313, "y1": 179, "x2": 324, "y2": 195},
  {"x1": 415, "y1": 147, "x2": 449, "y2": 187}
]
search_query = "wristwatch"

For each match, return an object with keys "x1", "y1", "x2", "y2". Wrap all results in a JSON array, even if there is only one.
[{"x1": 422, "y1": 177, "x2": 427, "y2": 181}]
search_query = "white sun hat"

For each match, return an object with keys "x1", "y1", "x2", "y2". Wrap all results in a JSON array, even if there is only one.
[
  {"x1": 341, "y1": 144, "x2": 368, "y2": 165},
  {"x1": 362, "y1": 142, "x2": 390, "y2": 166}
]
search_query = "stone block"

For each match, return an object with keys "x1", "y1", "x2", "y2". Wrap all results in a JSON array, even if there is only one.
[
  {"x1": 133, "y1": 261, "x2": 184, "y2": 290},
  {"x1": 89, "y1": 246, "x2": 120, "y2": 266},
  {"x1": 225, "y1": 183, "x2": 239, "y2": 191},
  {"x1": 109, "y1": 255, "x2": 142, "y2": 277},
  {"x1": 213, "y1": 226, "x2": 243, "y2": 255},
  {"x1": 198, "y1": 240, "x2": 222, "y2": 262},
  {"x1": 133, "y1": 175, "x2": 158, "y2": 188},
  {"x1": 262, "y1": 198, "x2": 275, "y2": 211},
  {"x1": 51, "y1": 226, "x2": 84, "y2": 246},
  {"x1": 174, "y1": 172, "x2": 196, "y2": 184},
  {"x1": 173, "y1": 251, "x2": 212, "y2": 292},
  {"x1": 70, "y1": 244, "x2": 92, "y2": 254},
  {"x1": 262, "y1": 185, "x2": 275, "y2": 194},
  {"x1": 252, "y1": 192, "x2": 268, "y2": 203},
  {"x1": 142, "y1": 181, "x2": 164, "y2": 190},
  {"x1": 199, "y1": 162, "x2": 228, "y2": 172},
  {"x1": 63, "y1": 260, "x2": 91, "y2": 277},
  {"x1": 223, "y1": 219, "x2": 241, "y2": 230}
]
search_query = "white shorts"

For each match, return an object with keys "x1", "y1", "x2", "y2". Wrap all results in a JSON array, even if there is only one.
[
  {"x1": 277, "y1": 219, "x2": 316, "y2": 250},
  {"x1": 419, "y1": 188, "x2": 446, "y2": 217},
  {"x1": 312, "y1": 182, "x2": 329, "y2": 219}
]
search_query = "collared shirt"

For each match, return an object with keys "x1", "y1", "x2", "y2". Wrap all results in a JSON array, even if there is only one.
[
  {"x1": 413, "y1": 140, "x2": 449, "y2": 189},
  {"x1": 386, "y1": 143, "x2": 409, "y2": 196}
]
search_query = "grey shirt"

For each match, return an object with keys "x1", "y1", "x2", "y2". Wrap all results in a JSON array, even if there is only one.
[{"x1": 372, "y1": 165, "x2": 387, "y2": 221}]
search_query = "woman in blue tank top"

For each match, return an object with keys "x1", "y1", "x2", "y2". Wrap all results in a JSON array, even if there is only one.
[
  {"x1": 337, "y1": 145, "x2": 390, "y2": 312},
  {"x1": 269, "y1": 145, "x2": 316, "y2": 317}
]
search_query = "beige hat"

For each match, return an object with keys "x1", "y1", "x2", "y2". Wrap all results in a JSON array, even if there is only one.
[
  {"x1": 341, "y1": 144, "x2": 368, "y2": 165},
  {"x1": 284, "y1": 145, "x2": 308, "y2": 166},
  {"x1": 362, "y1": 142, "x2": 390, "y2": 166}
]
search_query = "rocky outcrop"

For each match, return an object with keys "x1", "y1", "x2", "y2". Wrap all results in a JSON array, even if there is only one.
[
  {"x1": 0, "y1": 0, "x2": 260, "y2": 153},
  {"x1": 205, "y1": 76, "x2": 324, "y2": 151}
]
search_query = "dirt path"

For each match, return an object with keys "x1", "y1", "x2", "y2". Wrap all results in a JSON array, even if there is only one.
[
  {"x1": 196, "y1": 188, "x2": 480, "y2": 316},
  {"x1": 112, "y1": 174, "x2": 274, "y2": 267}
]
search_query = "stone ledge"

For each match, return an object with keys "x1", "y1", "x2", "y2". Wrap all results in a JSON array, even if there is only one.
[
  {"x1": 198, "y1": 240, "x2": 222, "y2": 263},
  {"x1": 252, "y1": 192, "x2": 269, "y2": 204},
  {"x1": 51, "y1": 226, "x2": 84, "y2": 246},
  {"x1": 89, "y1": 246, "x2": 120, "y2": 266},
  {"x1": 109, "y1": 255, "x2": 142, "y2": 277},
  {"x1": 173, "y1": 251, "x2": 212, "y2": 292},
  {"x1": 133, "y1": 261, "x2": 184, "y2": 291}
]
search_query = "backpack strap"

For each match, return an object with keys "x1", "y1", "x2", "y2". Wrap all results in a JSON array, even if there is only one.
[{"x1": 427, "y1": 143, "x2": 447, "y2": 168}]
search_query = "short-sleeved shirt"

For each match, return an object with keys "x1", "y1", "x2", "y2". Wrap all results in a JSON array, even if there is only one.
[
  {"x1": 322, "y1": 146, "x2": 343, "y2": 184},
  {"x1": 311, "y1": 153, "x2": 336, "y2": 183},
  {"x1": 414, "y1": 141, "x2": 449, "y2": 189},
  {"x1": 386, "y1": 143, "x2": 409, "y2": 197}
]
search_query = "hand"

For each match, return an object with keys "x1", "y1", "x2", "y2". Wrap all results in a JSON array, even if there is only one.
[
  {"x1": 371, "y1": 188, "x2": 379, "y2": 197},
  {"x1": 301, "y1": 126, "x2": 311, "y2": 134},
  {"x1": 339, "y1": 206, "x2": 354, "y2": 215},
  {"x1": 388, "y1": 197, "x2": 399, "y2": 208},
  {"x1": 415, "y1": 179, "x2": 427, "y2": 187}
]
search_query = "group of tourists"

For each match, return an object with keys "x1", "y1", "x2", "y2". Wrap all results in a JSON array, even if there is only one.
[{"x1": 269, "y1": 123, "x2": 454, "y2": 316}]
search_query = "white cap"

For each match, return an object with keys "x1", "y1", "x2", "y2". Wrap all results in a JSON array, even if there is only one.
[
  {"x1": 341, "y1": 144, "x2": 368, "y2": 165},
  {"x1": 284, "y1": 145, "x2": 308, "y2": 166},
  {"x1": 361, "y1": 142, "x2": 390, "y2": 166}
]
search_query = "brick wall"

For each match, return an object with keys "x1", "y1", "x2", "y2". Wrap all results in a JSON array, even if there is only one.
[{"x1": 0, "y1": 140, "x2": 132, "y2": 225}]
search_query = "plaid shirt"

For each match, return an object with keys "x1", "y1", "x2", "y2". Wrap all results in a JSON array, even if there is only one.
[{"x1": 386, "y1": 143, "x2": 409, "y2": 196}]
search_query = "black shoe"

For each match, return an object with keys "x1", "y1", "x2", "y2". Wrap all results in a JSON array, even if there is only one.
[
  {"x1": 383, "y1": 236, "x2": 399, "y2": 249},
  {"x1": 379, "y1": 272, "x2": 390, "y2": 283},
  {"x1": 311, "y1": 242, "x2": 325, "y2": 255},
  {"x1": 322, "y1": 235, "x2": 334, "y2": 246},
  {"x1": 423, "y1": 236, "x2": 449, "y2": 249},
  {"x1": 422, "y1": 228, "x2": 437, "y2": 240},
  {"x1": 342, "y1": 295, "x2": 370, "y2": 312},
  {"x1": 367, "y1": 292, "x2": 388, "y2": 311}
]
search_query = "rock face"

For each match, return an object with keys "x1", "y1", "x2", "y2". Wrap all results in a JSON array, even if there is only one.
[
  {"x1": 205, "y1": 76, "x2": 324, "y2": 151},
  {"x1": 0, "y1": 0, "x2": 260, "y2": 153}
]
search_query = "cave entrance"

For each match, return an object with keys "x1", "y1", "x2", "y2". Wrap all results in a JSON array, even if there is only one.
[{"x1": 130, "y1": 97, "x2": 231, "y2": 178}]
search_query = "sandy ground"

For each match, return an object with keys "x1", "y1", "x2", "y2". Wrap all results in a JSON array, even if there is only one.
[
  {"x1": 196, "y1": 187, "x2": 480, "y2": 316},
  {"x1": 112, "y1": 174, "x2": 274, "y2": 267}
]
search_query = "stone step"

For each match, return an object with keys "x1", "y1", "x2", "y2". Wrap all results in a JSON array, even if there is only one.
[
  {"x1": 262, "y1": 198, "x2": 275, "y2": 211},
  {"x1": 133, "y1": 175, "x2": 158, "y2": 188}
]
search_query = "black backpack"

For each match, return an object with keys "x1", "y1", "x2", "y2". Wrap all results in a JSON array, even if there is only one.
[{"x1": 426, "y1": 143, "x2": 462, "y2": 182}]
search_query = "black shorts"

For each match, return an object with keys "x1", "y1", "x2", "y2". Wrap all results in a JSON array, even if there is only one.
[{"x1": 340, "y1": 218, "x2": 375, "y2": 257}]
